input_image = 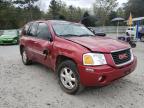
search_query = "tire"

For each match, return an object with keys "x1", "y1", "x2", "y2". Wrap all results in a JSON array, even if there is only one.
[
  {"x1": 126, "y1": 32, "x2": 129, "y2": 36},
  {"x1": 129, "y1": 41, "x2": 136, "y2": 48},
  {"x1": 57, "y1": 60, "x2": 84, "y2": 94},
  {"x1": 141, "y1": 36, "x2": 144, "y2": 42},
  {"x1": 21, "y1": 47, "x2": 32, "y2": 65}
]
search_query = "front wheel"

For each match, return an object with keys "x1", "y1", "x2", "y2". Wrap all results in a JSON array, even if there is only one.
[{"x1": 57, "y1": 60, "x2": 84, "y2": 94}]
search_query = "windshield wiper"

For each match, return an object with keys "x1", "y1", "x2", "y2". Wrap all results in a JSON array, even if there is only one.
[
  {"x1": 59, "y1": 34, "x2": 94, "y2": 37},
  {"x1": 79, "y1": 34, "x2": 94, "y2": 37},
  {"x1": 59, "y1": 34, "x2": 79, "y2": 37}
]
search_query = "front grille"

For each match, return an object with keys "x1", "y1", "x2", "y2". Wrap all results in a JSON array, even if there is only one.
[{"x1": 111, "y1": 49, "x2": 131, "y2": 65}]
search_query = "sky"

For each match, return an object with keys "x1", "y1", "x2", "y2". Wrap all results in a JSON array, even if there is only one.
[{"x1": 38, "y1": 0, "x2": 128, "y2": 12}]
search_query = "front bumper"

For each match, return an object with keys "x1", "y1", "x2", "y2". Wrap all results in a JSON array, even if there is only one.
[
  {"x1": 78, "y1": 56, "x2": 137, "y2": 87},
  {"x1": 0, "y1": 39, "x2": 18, "y2": 45}
]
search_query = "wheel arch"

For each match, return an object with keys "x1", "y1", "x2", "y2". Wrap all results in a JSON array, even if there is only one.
[
  {"x1": 55, "y1": 55, "x2": 78, "y2": 71},
  {"x1": 20, "y1": 45, "x2": 24, "y2": 55}
]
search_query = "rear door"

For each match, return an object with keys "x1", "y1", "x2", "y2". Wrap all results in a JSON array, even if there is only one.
[{"x1": 26, "y1": 22, "x2": 39, "y2": 61}]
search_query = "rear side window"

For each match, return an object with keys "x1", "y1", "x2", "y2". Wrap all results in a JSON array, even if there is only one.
[
  {"x1": 24, "y1": 23, "x2": 30, "y2": 33},
  {"x1": 37, "y1": 23, "x2": 51, "y2": 40},
  {"x1": 22, "y1": 23, "x2": 31, "y2": 36},
  {"x1": 28, "y1": 22, "x2": 38, "y2": 37}
]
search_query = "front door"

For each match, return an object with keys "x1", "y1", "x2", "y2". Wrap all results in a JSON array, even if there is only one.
[{"x1": 32, "y1": 22, "x2": 53, "y2": 67}]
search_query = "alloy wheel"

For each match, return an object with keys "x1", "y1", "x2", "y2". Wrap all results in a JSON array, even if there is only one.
[{"x1": 60, "y1": 67, "x2": 76, "y2": 90}]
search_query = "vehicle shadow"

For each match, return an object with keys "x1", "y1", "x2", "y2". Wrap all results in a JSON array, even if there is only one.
[
  {"x1": 22, "y1": 62, "x2": 143, "y2": 107},
  {"x1": 29, "y1": 62, "x2": 143, "y2": 98},
  {"x1": 0, "y1": 44, "x2": 18, "y2": 46},
  {"x1": 76, "y1": 76, "x2": 143, "y2": 101}
]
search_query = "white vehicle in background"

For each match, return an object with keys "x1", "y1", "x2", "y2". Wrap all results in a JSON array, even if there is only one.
[
  {"x1": 126, "y1": 26, "x2": 142, "y2": 36},
  {"x1": 126, "y1": 27, "x2": 136, "y2": 36}
]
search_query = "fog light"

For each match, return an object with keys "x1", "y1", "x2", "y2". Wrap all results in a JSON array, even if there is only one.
[{"x1": 98, "y1": 75, "x2": 106, "y2": 82}]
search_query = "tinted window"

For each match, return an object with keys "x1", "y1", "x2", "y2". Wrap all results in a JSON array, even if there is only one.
[
  {"x1": 37, "y1": 23, "x2": 51, "y2": 40},
  {"x1": 28, "y1": 22, "x2": 38, "y2": 36}
]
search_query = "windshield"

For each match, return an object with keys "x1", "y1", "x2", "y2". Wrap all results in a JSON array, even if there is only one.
[
  {"x1": 52, "y1": 23, "x2": 94, "y2": 37},
  {"x1": 2, "y1": 30, "x2": 17, "y2": 36}
]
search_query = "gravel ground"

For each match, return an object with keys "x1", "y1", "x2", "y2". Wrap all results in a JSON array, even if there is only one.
[{"x1": 0, "y1": 37, "x2": 144, "y2": 108}]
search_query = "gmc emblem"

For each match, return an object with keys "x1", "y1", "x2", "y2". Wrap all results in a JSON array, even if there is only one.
[{"x1": 119, "y1": 53, "x2": 128, "y2": 60}]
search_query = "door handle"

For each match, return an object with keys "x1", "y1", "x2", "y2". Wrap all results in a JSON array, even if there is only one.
[
  {"x1": 43, "y1": 49, "x2": 49, "y2": 55},
  {"x1": 43, "y1": 49, "x2": 49, "y2": 60}
]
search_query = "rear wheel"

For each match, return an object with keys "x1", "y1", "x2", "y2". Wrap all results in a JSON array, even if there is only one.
[
  {"x1": 57, "y1": 60, "x2": 84, "y2": 94},
  {"x1": 21, "y1": 48, "x2": 32, "y2": 65}
]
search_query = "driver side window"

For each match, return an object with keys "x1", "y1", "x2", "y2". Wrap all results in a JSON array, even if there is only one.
[
  {"x1": 28, "y1": 22, "x2": 38, "y2": 37},
  {"x1": 37, "y1": 23, "x2": 51, "y2": 40}
]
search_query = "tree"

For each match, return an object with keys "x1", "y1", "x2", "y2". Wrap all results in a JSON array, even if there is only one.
[
  {"x1": 123, "y1": 0, "x2": 144, "y2": 18},
  {"x1": 0, "y1": 0, "x2": 43, "y2": 29},
  {"x1": 0, "y1": 0, "x2": 17, "y2": 29},
  {"x1": 0, "y1": 0, "x2": 85, "y2": 29},
  {"x1": 81, "y1": 11, "x2": 95, "y2": 27},
  {"x1": 108, "y1": 11, "x2": 117, "y2": 25},
  {"x1": 49, "y1": 0, "x2": 61, "y2": 19},
  {"x1": 93, "y1": 0, "x2": 118, "y2": 26},
  {"x1": 47, "y1": 0, "x2": 84, "y2": 21},
  {"x1": 117, "y1": 8, "x2": 125, "y2": 18},
  {"x1": 13, "y1": 0, "x2": 39, "y2": 20}
]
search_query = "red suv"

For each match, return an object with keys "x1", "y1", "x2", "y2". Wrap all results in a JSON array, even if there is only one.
[{"x1": 19, "y1": 20, "x2": 137, "y2": 94}]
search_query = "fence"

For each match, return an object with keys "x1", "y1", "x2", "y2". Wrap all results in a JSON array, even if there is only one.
[{"x1": 90, "y1": 26, "x2": 127, "y2": 33}]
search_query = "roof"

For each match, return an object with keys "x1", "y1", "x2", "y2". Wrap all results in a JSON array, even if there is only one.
[
  {"x1": 132, "y1": 17, "x2": 144, "y2": 22},
  {"x1": 125, "y1": 17, "x2": 144, "y2": 22}
]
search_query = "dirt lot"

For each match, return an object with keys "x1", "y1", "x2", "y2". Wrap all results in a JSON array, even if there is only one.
[{"x1": 0, "y1": 37, "x2": 144, "y2": 108}]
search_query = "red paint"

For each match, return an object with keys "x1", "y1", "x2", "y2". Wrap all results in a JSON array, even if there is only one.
[{"x1": 19, "y1": 20, "x2": 137, "y2": 87}]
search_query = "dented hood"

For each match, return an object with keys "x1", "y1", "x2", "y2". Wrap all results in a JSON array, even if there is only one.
[{"x1": 66, "y1": 36, "x2": 129, "y2": 53}]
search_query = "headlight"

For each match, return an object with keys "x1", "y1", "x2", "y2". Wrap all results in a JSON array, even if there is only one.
[{"x1": 83, "y1": 53, "x2": 107, "y2": 66}]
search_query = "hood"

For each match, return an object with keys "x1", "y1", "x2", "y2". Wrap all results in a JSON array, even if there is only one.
[
  {"x1": 66, "y1": 36, "x2": 129, "y2": 53},
  {"x1": 0, "y1": 35, "x2": 17, "y2": 39}
]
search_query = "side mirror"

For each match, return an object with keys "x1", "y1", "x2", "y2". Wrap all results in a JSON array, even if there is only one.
[
  {"x1": 22, "y1": 30, "x2": 26, "y2": 35},
  {"x1": 48, "y1": 36, "x2": 53, "y2": 42},
  {"x1": 95, "y1": 33, "x2": 106, "y2": 37}
]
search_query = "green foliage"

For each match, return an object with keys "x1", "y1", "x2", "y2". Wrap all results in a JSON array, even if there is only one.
[
  {"x1": 93, "y1": 0, "x2": 118, "y2": 26},
  {"x1": 47, "y1": 0, "x2": 84, "y2": 21},
  {"x1": 0, "y1": 0, "x2": 142, "y2": 29},
  {"x1": 49, "y1": 0, "x2": 61, "y2": 19},
  {"x1": 13, "y1": 0, "x2": 39, "y2": 8},
  {"x1": 0, "y1": 0, "x2": 85, "y2": 29},
  {"x1": 0, "y1": 0, "x2": 42, "y2": 29},
  {"x1": 81, "y1": 11, "x2": 96, "y2": 27},
  {"x1": 123, "y1": 0, "x2": 144, "y2": 18}
]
